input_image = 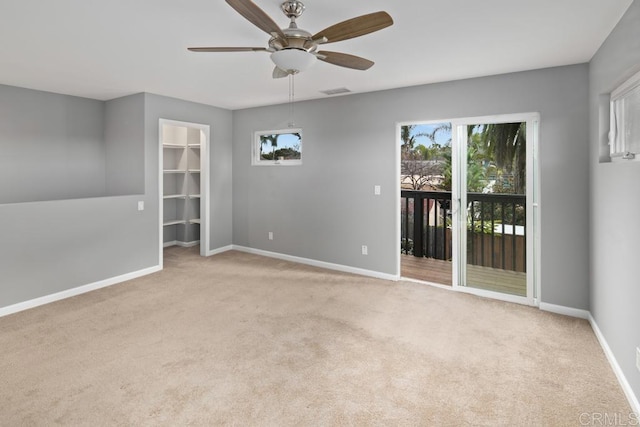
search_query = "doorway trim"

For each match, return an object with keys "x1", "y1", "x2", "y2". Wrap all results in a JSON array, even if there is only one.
[
  {"x1": 158, "y1": 119, "x2": 210, "y2": 268},
  {"x1": 396, "y1": 112, "x2": 540, "y2": 307}
]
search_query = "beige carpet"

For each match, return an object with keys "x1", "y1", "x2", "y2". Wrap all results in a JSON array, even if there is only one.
[{"x1": 0, "y1": 247, "x2": 633, "y2": 425}]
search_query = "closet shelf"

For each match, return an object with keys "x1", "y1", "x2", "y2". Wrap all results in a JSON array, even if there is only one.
[{"x1": 162, "y1": 123, "x2": 202, "y2": 248}]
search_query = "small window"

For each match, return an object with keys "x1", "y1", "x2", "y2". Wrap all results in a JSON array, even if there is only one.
[
  {"x1": 252, "y1": 129, "x2": 302, "y2": 166},
  {"x1": 609, "y1": 69, "x2": 640, "y2": 161}
]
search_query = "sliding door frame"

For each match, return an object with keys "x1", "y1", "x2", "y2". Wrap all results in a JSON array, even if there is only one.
[
  {"x1": 452, "y1": 113, "x2": 540, "y2": 306},
  {"x1": 396, "y1": 113, "x2": 540, "y2": 307}
]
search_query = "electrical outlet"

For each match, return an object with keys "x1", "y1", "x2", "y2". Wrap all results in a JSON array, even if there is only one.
[
  {"x1": 268, "y1": 232, "x2": 273, "y2": 241},
  {"x1": 636, "y1": 347, "x2": 640, "y2": 372},
  {"x1": 361, "y1": 245, "x2": 368, "y2": 255}
]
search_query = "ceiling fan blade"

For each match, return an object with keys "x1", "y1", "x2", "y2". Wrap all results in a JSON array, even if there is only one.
[
  {"x1": 272, "y1": 67, "x2": 289, "y2": 79},
  {"x1": 188, "y1": 47, "x2": 268, "y2": 52},
  {"x1": 312, "y1": 11, "x2": 393, "y2": 44},
  {"x1": 316, "y1": 51, "x2": 374, "y2": 70},
  {"x1": 226, "y1": 0, "x2": 287, "y2": 41}
]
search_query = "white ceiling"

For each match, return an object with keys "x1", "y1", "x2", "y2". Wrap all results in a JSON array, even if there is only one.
[{"x1": 0, "y1": 0, "x2": 633, "y2": 110}]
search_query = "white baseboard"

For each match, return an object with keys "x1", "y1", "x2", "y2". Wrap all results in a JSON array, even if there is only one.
[
  {"x1": 589, "y1": 314, "x2": 640, "y2": 416},
  {"x1": 179, "y1": 240, "x2": 200, "y2": 248},
  {"x1": 538, "y1": 303, "x2": 639, "y2": 415},
  {"x1": 0, "y1": 265, "x2": 161, "y2": 318},
  {"x1": 539, "y1": 302, "x2": 590, "y2": 319},
  {"x1": 205, "y1": 245, "x2": 234, "y2": 257},
  {"x1": 231, "y1": 245, "x2": 399, "y2": 281},
  {"x1": 164, "y1": 240, "x2": 200, "y2": 248}
]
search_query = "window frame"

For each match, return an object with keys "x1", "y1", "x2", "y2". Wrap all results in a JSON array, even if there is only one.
[
  {"x1": 252, "y1": 128, "x2": 303, "y2": 166},
  {"x1": 609, "y1": 69, "x2": 640, "y2": 161}
]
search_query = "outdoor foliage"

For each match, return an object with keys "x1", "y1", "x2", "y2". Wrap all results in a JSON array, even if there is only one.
[
  {"x1": 400, "y1": 124, "x2": 449, "y2": 190},
  {"x1": 260, "y1": 132, "x2": 301, "y2": 160},
  {"x1": 400, "y1": 122, "x2": 525, "y2": 195},
  {"x1": 480, "y1": 123, "x2": 526, "y2": 194},
  {"x1": 400, "y1": 122, "x2": 528, "y2": 259}
]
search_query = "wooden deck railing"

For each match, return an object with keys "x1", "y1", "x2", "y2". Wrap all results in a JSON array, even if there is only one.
[{"x1": 401, "y1": 190, "x2": 526, "y2": 272}]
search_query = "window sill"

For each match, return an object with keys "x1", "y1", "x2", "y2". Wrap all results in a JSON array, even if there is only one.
[{"x1": 252, "y1": 160, "x2": 302, "y2": 166}]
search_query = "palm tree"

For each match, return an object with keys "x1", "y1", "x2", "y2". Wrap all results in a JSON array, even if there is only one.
[
  {"x1": 401, "y1": 125, "x2": 440, "y2": 190},
  {"x1": 438, "y1": 133, "x2": 486, "y2": 192},
  {"x1": 260, "y1": 134, "x2": 279, "y2": 160},
  {"x1": 479, "y1": 123, "x2": 526, "y2": 194},
  {"x1": 400, "y1": 125, "x2": 429, "y2": 155},
  {"x1": 259, "y1": 132, "x2": 302, "y2": 160}
]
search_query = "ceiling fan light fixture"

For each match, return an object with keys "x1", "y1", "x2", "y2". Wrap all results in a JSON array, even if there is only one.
[
  {"x1": 188, "y1": 1, "x2": 393, "y2": 78},
  {"x1": 270, "y1": 49, "x2": 317, "y2": 73}
]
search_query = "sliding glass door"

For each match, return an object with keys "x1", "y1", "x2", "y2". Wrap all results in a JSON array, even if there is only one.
[{"x1": 451, "y1": 114, "x2": 538, "y2": 304}]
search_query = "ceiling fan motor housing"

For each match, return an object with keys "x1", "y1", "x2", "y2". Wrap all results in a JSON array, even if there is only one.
[
  {"x1": 281, "y1": 1, "x2": 305, "y2": 19},
  {"x1": 270, "y1": 1, "x2": 316, "y2": 52}
]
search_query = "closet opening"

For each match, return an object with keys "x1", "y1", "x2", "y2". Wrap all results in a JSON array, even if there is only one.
[{"x1": 159, "y1": 119, "x2": 210, "y2": 265}]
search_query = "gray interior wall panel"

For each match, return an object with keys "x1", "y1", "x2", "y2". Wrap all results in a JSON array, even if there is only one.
[
  {"x1": 0, "y1": 89, "x2": 158, "y2": 308},
  {"x1": 0, "y1": 84, "x2": 106, "y2": 203},
  {"x1": 589, "y1": 0, "x2": 640, "y2": 407},
  {"x1": 105, "y1": 94, "x2": 145, "y2": 196},
  {"x1": 233, "y1": 65, "x2": 590, "y2": 309},
  {"x1": 0, "y1": 195, "x2": 157, "y2": 306}
]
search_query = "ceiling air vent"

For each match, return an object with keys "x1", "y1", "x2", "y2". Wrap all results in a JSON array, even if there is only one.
[{"x1": 320, "y1": 87, "x2": 351, "y2": 96}]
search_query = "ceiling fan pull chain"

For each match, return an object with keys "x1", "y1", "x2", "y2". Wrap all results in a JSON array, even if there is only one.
[{"x1": 288, "y1": 73, "x2": 295, "y2": 128}]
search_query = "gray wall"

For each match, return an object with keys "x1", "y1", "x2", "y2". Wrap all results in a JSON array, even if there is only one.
[
  {"x1": 144, "y1": 93, "x2": 234, "y2": 252},
  {"x1": 0, "y1": 84, "x2": 106, "y2": 203},
  {"x1": 0, "y1": 89, "x2": 157, "y2": 307},
  {"x1": 589, "y1": 0, "x2": 640, "y2": 405},
  {"x1": 105, "y1": 94, "x2": 145, "y2": 196},
  {"x1": 0, "y1": 90, "x2": 234, "y2": 308},
  {"x1": 233, "y1": 64, "x2": 590, "y2": 309}
]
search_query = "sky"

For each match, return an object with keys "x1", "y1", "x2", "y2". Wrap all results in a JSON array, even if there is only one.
[
  {"x1": 409, "y1": 123, "x2": 451, "y2": 147},
  {"x1": 261, "y1": 132, "x2": 301, "y2": 154},
  {"x1": 407, "y1": 122, "x2": 486, "y2": 147}
]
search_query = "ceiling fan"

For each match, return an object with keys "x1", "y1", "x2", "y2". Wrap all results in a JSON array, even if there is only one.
[{"x1": 188, "y1": 0, "x2": 394, "y2": 78}]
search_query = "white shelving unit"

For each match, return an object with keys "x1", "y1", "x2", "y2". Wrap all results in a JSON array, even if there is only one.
[{"x1": 162, "y1": 124, "x2": 201, "y2": 247}]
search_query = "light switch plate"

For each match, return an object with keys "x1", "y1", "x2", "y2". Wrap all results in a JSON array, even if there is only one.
[
  {"x1": 137, "y1": 201, "x2": 144, "y2": 211},
  {"x1": 374, "y1": 185, "x2": 381, "y2": 195}
]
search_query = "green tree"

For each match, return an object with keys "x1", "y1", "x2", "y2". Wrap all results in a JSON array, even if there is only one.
[
  {"x1": 428, "y1": 124, "x2": 455, "y2": 191},
  {"x1": 400, "y1": 125, "x2": 452, "y2": 190},
  {"x1": 260, "y1": 132, "x2": 301, "y2": 160},
  {"x1": 467, "y1": 132, "x2": 492, "y2": 192},
  {"x1": 438, "y1": 138, "x2": 486, "y2": 192},
  {"x1": 260, "y1": 134, "x2": 279, "y2": 159},
  {"x1": 479, "y1": 123, "x2": 526, "y2": 194},
  {"x1": 400, "y1": 125, "x2": 429, "y2": 155}
]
